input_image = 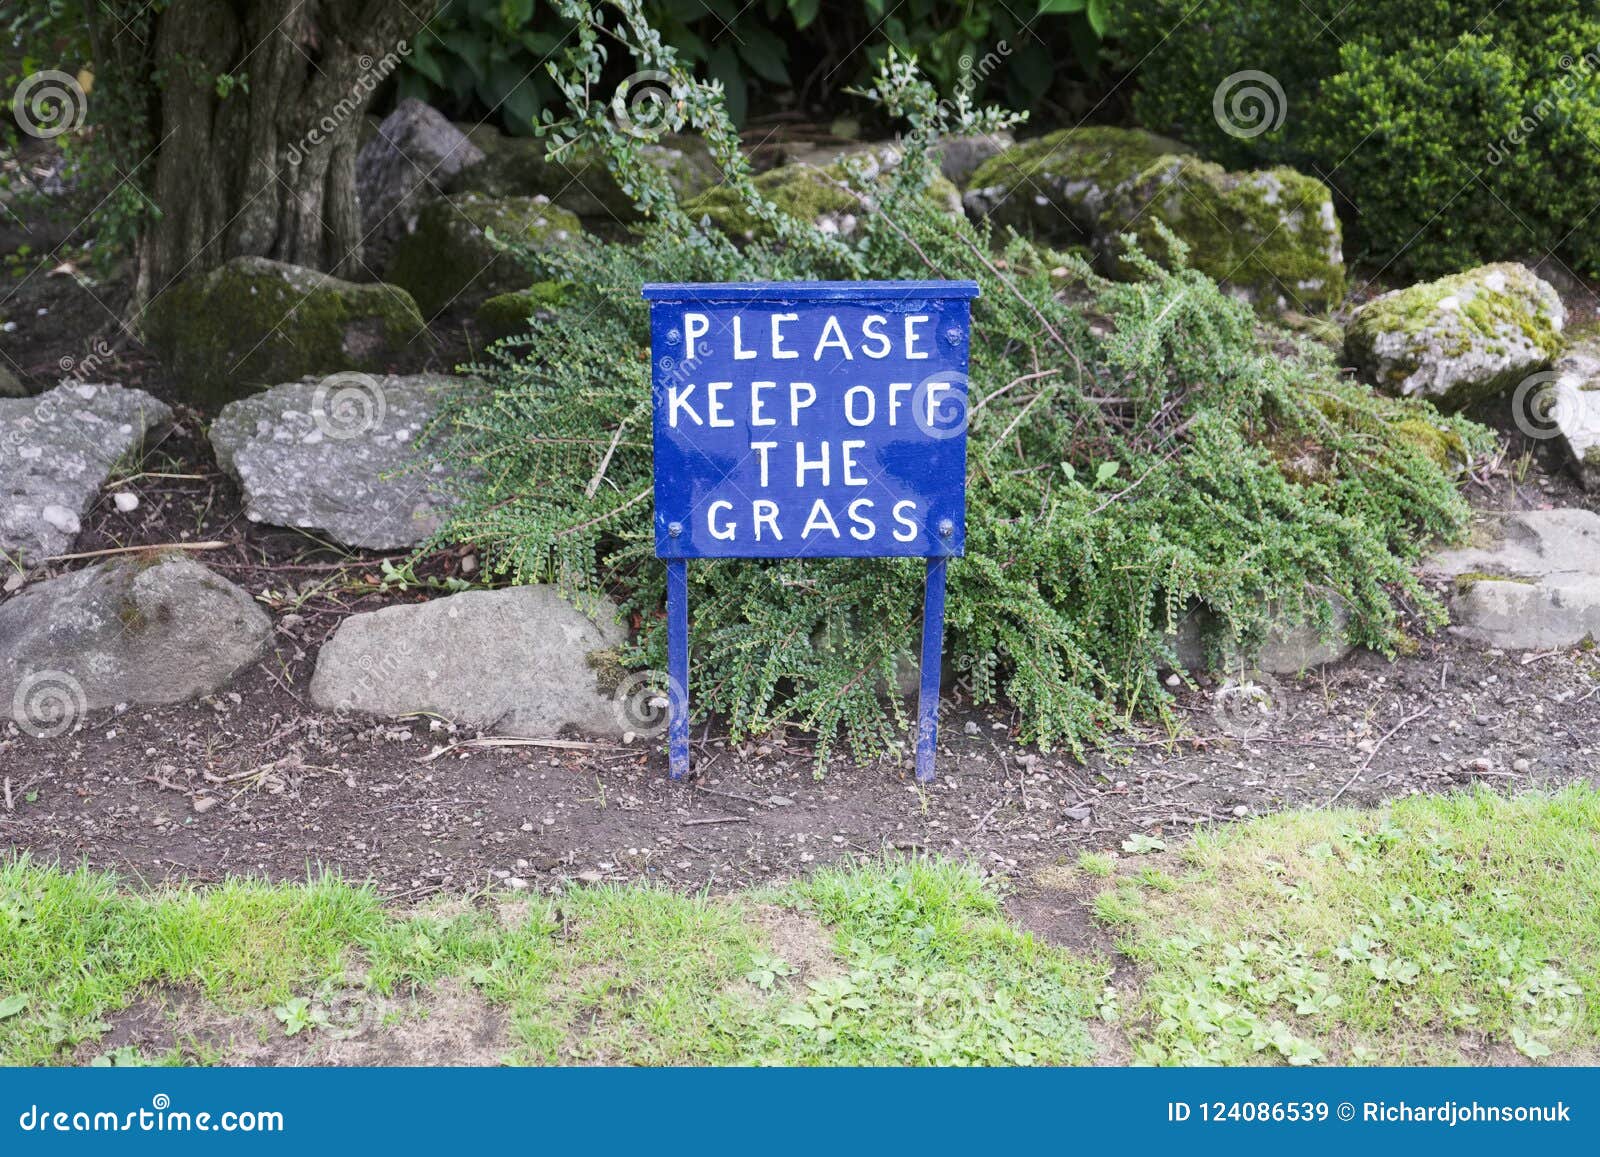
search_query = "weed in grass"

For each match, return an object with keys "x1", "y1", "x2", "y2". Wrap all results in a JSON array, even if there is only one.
[{"x1": 1096, "y1": 786, "x2": 1600, "y2": 1065}]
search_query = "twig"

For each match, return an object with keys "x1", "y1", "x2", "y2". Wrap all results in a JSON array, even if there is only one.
[
  {"x1": 2, "y1": 777, "x2": 11, "y2": 812},
  {"x1": 45, "y1": 540, "x2": 229, "y2": 562},
  {"x1": 693, "y1": 784, "x2": 766, "y2": 806},
  {"x1": 1323, "y1": 705, "x2": 1431, "y2": 809},
  {"x1": 584, "y1": 421, "x2": 629, "y2": 499},
  {"x1": 681, "y1": 815, "x2": 750, "y2": 826},
  {"x1": 417, "y1": 736, "x2": 624, "y2": 762}
]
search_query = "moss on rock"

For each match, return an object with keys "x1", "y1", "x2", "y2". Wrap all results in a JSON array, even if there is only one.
[
  {"x1": 964, "y1": 127, "x2": 1344, "y2": 313},
  {"x1": 1345, "y1": 263, "x2": 1565, "y2": 409},
  {"x1": 385, "y1": 194, "x2": 582, "y2": 317},
  {"x1": 686, "y1": 159, "x2": 962, "y2": 242},
  {"x1": 143, "y1": 256, "x2": 427, "y2": 407},
  {"x1": 476, "y1": 281, "x2": 569, "y2": 340}
]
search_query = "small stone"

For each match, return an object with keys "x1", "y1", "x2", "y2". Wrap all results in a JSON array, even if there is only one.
[
  {"x1": 1164, "y1": 673, "x2": 1181, "y2": 687},
  {"x1": 963, "y1": 721, "x2": 980, "y2": 735},
  {"x1": 1231, "y1": 804, "x2": 1250, "y2": 817},
  {"x1": 576, "y1": 870, "x2": 604, "y2": 884},
  {"x1": 111, "y1": 491, "x2": 139, "y2": 513},
  {"x1": 192, "y1": 796, "x2": 219, "y2": 813},
  {"x1": 1513, "y1": 757, "x2": 1532, "y2": 773},
  {"x1": 505, "y1": 877, "x2": 530, "y2": 890},
  {"x1": 768, "y1": 796, "x2": 795, "y2": 806}
]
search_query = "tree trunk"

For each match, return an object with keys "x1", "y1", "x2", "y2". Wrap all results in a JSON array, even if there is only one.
[{"x1": 139, "y1": 0, "x2": 433, "y2": 302}]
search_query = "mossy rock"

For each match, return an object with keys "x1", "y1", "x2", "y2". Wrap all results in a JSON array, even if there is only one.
[
  {"x1": 476, "y1": 281, "x2": 569, "y2": 340},
  {"x1": 386, "y1": 194, "x2": 582, "y2": 317},
  {"x1": 963, "y1": 127, "x2": 1344, "y2": 314},
  {"x1": 143, "y1": 256, "x2": 428, "y2": 407},
  {"x1": 685, "y1": 159, "x2": 962, "y2": 242},
  {"x1": 1344, "y1": 263, "x2": 1565, "y2": 410},
  {"x1": 451, "y1": 133, "x2": 720, "y2": 222}
]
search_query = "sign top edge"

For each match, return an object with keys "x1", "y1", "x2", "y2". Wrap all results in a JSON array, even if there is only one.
[{"x1": 641, "y1": 280, "x2": 981, "y2": 302}]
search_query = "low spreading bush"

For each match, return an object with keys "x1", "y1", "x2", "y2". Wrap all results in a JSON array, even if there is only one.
[
  {"x1": 1120, "y1": 0, "x2": 1600, "y2": 277},
  {"x1": 423, "y1": 0, "x2": 1488, "y2": 765}
]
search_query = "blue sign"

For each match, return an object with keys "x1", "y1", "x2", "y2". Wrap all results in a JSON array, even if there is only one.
[
  {"x1": 642, "y1": 281, "x2": 980, "y2": 782},
  {"x1": 644, "y1": 281, "x2": 978, "y2": 559}
]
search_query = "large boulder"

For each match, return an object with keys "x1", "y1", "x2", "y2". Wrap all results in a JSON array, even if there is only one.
[
  {"x1": 452, "y1": 132, "x2": 720, "y2": 221},
  {"x1": 209, "y1": 373, "x2": 464, "y2": 550},
  {"x1": 686, "y1": 158, "x2": 962, "y2": 243},
  {"x1": 963, "y1": 127, "x2": 1345, "y2": 313},
  {"x1": 1426, "y1": 509, "x2": 1600, "y2": 649},
  {"x1": 1540, "y1": 338, "x2": 1600, "y2": 490},
  {"x1": 356, "y1": 98, "x2": 485, "y2": 266},
  {"x1": 1, "y1": 554, "x2": 270, "y2": 734},
  {"x1": 475, "y1": 281, "x2": 568, "y2": 341},
  {"x1": 0, "y1": 382, "x2": 171, "y2": 566},
  {"x1": 309, "y1": 586, "x2": 629, "y2": 738},
  {"x1": 1345, "y1": 263, "x2": 1564, "y2": 409},
  {"x1": 386, "y1": 194, "x2": 581, "y2": 317},
  {"x1": 144, "y1": 257, "x2": 429, "y2": 406}
]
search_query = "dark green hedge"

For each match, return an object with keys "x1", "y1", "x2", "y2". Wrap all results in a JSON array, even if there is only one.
[{"x1": 1121, "y1": 1, "x2": 1600, "y2": 277}]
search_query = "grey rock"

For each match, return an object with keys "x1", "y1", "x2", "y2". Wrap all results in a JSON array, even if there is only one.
[
  {"x1": 937, "y1": 131, "x2": 1012, "y2": 188},
  {"x1": 0, "y1": 555, "x2": 270, "y2": 731},
  {"x1": 1170, "y1": 596, "x2": 1352, "y2": 674},
  {"x1": 309, "y1": 586, "x2": 629, "y2": 738},
  {"x1": 1426, "y1": 509, "x2": 1600, "y2": 649},
  {"x1": 0, "y1": 382, "x2": 171, "y2": 566},
  {"x1": 452, "y1": 132, "x2": 720, "y2": 221},
  {"x1": 1345, "y1": 263, "x2": 1565, "y2": 409},
  {"x1": 356, "y1": 99, "x2": 485, "y2": 266},
  {"x1": 210, "y1": 373, "x2": 463, "y2": 550},
  {"x1": 1543, "y1": 338, "x2": 1600, "y2": 490}
]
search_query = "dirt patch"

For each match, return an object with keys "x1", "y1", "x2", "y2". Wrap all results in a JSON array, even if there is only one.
[
  {"x1": 75, "y1": 979, "x2": 507, "y2": 1067},
  {"x1": 749, "y1": 904, "x2": 841, "y2": 982}
]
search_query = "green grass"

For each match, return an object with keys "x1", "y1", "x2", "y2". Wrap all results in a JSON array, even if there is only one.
[
  {"x1": 4, "y1": 786, "x2": 1597, "y2": 1067},
  {"x1": 0, "y1": 855, "x2": 1101, "y2": 1067},
  {"x1": 1084, "y1": 785, "x2": 1600, "y2": 1066}
]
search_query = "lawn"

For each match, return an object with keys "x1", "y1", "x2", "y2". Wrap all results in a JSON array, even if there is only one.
[{"x1": 2, "y1": 786, "x2": 1595, "y2": 1067}]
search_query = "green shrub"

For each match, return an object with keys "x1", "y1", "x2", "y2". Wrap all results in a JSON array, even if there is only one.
[
  {"x1": 422, "y1": 0, "x2": 1488, "y2": 766},
  {"x1": 1121, "y1": 1, "x2": 1600, "y2": 277},
  {"x1": 401, "y1": 0, "x2": 1118, "y2": 130}
]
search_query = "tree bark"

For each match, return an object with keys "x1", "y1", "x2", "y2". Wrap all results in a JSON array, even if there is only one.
[{"x1": 140, "y1": 0, "x2": 434, "y2": 302}]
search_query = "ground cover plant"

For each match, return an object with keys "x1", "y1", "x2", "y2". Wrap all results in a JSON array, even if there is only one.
[
  {"x1": 3, "y1": 788, "x2": 1593, "y2": 1066},
  {"x1": 423, "y1": 0, "x2": 1491, "y2": 764}
]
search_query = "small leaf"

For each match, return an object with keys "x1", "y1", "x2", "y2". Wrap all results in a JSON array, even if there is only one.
[
  {"x1": 1096, "y1": 460, "x2": 1121, "y2": 486},
  {"x1": 0, "y1": 994, "x2": 28, "y2": 1019}
]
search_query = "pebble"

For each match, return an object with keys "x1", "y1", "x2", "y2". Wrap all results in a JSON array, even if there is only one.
[
  {"x1": 192, "y1": 796, "x2": 218, "y2": 814},
  {"x1": 1513, "y1": 757, "x2": 1531, "y2": 773},
  {"x1": 768, "y1": 796, "x2": 794, "y2": 806},
  {"x1": 1165, "y1": 673, "x2": 1181, "y2": 687},
  {"x1": 505, "y1": 877, "x2": 529, "y2": 890},
  {"x1": 112, "y1": 491, "x2": 140, "y2": 513},
  {"x1": 963, "y1": 721, "x2": 979, "y2": 735}
]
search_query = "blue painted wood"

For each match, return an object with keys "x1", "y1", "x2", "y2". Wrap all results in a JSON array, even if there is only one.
[
  {"x1": 914, "y1": 557, "x2": 948, "y2": 784},
  {"x1": 646, "y1": 280, "x2": 977, "y2": 561},
  {"x1": 666, "y1": 559, "x2": 690, "y2": 780}
]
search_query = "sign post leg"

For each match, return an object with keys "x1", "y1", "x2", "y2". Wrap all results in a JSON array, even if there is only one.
[
  {"x1": 914, "y1": 557, "x2": 948, "y2": 783},
  {"x1": 666, "y1": 559, "x2": 691, "y2": 780}
]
